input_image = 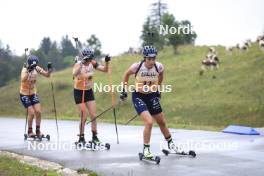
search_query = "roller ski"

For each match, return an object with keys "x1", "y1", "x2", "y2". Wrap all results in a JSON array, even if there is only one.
[
  {"x1": 162, "y1": 149, "x2": 196, "y2": 157},
  {"x1": 162, "y1": 140, "x2": 196, "y2": 157},
  {"x1": 24, "y1": 130, "x2": 50, "y2": 141},
  {"x1": 75, "y1": 134, "x2": 110, "y2": 151},
  {"x1": 138, "y1": 145, "x2": 161, "y2": 164}
]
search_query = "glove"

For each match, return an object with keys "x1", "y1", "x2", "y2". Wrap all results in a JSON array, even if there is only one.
[
  {"x1": 105, "y1": 55, "x2": 111, "y2": 62},
  {"x1": 47, "y1": 62, "x2": 53, "y2": 72},
  {"x1": 120, "y1": 89, "x2": 128, "y2": 101},
  {"x1": 27, "y1": 63, "x2": 37, "y2": 72}
]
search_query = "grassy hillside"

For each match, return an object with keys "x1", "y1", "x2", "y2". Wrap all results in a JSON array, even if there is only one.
[{"x1": 1, "y1": 44, "x2": 264, "y2": 130}]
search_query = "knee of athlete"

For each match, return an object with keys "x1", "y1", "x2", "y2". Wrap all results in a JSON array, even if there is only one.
[
  {"x1": 35, "y1": 110, "x2": 41, "y2": 117},
  {"x1": 145, "y1": 120, "x2": 153, "y2": 128},
  {"x1": 90, "y1": 113, "x2": 96, "y2": 119},
  {"x1": 159, "y1": 120, "x2": 166, "y2": 127},
  {"x1": 27, "y1": 108, "x2": 34, "y2": 115},
  {"x1": 28, "y1": 111, "x2": 35, "y2": 118}
]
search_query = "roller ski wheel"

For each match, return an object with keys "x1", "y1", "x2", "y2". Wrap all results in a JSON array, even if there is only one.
[
  {"x1": 138, "y1": 153, "x2": 161, "y2": 164},
  {"x1": 90, "y1": 140, "x2": 111, "y2": 150},
  {"x1": 105, "y1": 143, "x2": 111, "y2": 150},
  {"x1": 189, "y1": 150, "x2": 196, "y2": 157},
  {"x1": 37, "y1": 134, "x2": 50, "y2": 141},
  {"x1": 75, "y1": 141, "x2": 110, "y2": 151},
  {"x1": 24, "y1": 134, "x2": 28, "y2": 140},
  {"x1": 46, "y1": 135, "x2": 50, "y2": 141},
  {"x1": 38, "y1": 136, "x2": 42, "y2": 141},
  {"x1": 162, "y1": 149, "x2": 169, "y2": 156},
  {"x1": 75, "y1": 141, "x2": 89, "y2": 149},
  {"x1": 162, "y1": 149, "x2": 196, "y2": 158}
]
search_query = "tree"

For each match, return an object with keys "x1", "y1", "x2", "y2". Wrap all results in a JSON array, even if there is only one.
[
  {"x1": 161, "y1": 13, "x2": 182, "y2": 53},
  {"x1": 150, "y1": 0, "x2": 167, "y2": 26},
  {"x1": 63, "y1": 55, "x2": 74, "y2": 67},
  {"x1": 0, "y1": 43, "x2": 11, "y2": 86},
  {"x1": 86, "y1": 34, "x2": 102, "y2": 58},
  {"x1": 161, "y1": 13, "x2": 197, "y2": 53},
  {"x1": 180, "y1": 20, "x2": 197, "y2": 45},
  {"x1": 40, "y1": 37, "x2": 52, "y2": 55},
  {"x1": 60, "y1": 35, "x2": 77, "y2": 57},
  {"x1": 140, "y1": 0, "x2": 167, "y2": 49},
  {"x1": 0, "y1": 42, "x2": 23, "y2": 86},
  {"x1": 141, "y1": 17, "x2": 165, "y2": 49},
  {"x1": 47, "y1": 41, "x2": 64, "y2": 70}
]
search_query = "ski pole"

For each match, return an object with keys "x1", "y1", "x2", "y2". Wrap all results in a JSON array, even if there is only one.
[
  {"x1": 73, "y1": 37, "x2": 81, "y2": 63},
  {"x1": 86, "y1": 106, "x2": 113, "y2": 124},
  {"x1": 108, "y1": 61, "x2": 119, "y2": 144},
  {"x1": 48, "y1": 62, "x2": 59, "y2": 141},
  {"x1": 125, "y1": 114, "x2": 138, "y2": 125},
  {"x1": 86, "y1": 99, "x2": 123, "y2": 124},
  {"x1": 24, "y1": 48, "x2": 29, "y2": 136},
  {"x1": 80, "y1": 79, "x2": 86, "y2": 138}
]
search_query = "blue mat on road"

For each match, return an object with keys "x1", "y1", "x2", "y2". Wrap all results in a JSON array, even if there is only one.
[{"x1": 222, "y1": 125, "x2": 260, "y2": 135}]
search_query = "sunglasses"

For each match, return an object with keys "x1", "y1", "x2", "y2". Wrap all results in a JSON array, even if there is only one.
[
  {"x1": 146, "y1": 57, "x2": 156, "y2": 61},
  {"x1": 83, "y1": 56, "x2": 93, "y2": 61}
]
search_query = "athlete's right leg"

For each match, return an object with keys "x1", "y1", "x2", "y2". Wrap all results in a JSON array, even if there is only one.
[
  {"x1": 140, "y1": 111, "x2": 153, "y2": 145},
  {"x1": 86, "y1": 100, "x2": 101, "y2": 144},
  {"x1": 76, "y1": 103, "x2": 87, "y2": 142},
  {"x1": 33, "y1": 103, "x2": 42, "y2": 136},
  {"x1": 27, "y1": 106, "x2": 35, "y2": 137},
  {"x1": 139, "y1": 111, "x2": 154, "y2": 158},
  {"x1": 74, "y1": 89, "x2": 87, "y2": 142},
  {"x1": 132, "y1": 92, "x2": 154, "y2": 158},
  {"x1": 20, "y1": 94, "x2": 35, "y2": 137},
  {"x1": 85, "y1": 101, "x2": 97, "y2": 133}
]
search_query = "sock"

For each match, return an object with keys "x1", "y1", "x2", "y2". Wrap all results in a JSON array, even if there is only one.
[
  {"x1": 144, "y1": 144, "x2": 150, "y2": 149},
  {"x1": 79, "y1": 134, "x2": 85, "y2": 141},
  {"x1": 92, "y1": 131, "x2": 97, "y2": 138},
  {"x1": 28, "y1": 127, "x2": 33, "y2": 134},
  {"x1": 166, "y1": 135, "x2": 173, "y2": 148},
  {"x1": 36, "y1": 125, "x2": 40, "y2": 133},
  {"x1": 165, "y1": 135, "x2": 172, "y2": 144}
]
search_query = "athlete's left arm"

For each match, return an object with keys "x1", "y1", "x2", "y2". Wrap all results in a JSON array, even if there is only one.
[
  {"x1": 95, "y1": 61, "x2": 109, "y2": 73},
  {"x1": 35, "y1": 66, "x2": 51, "y2": 78},
  {"x1": 95, "y1": 55, "x2": 111, "y2": 72}
]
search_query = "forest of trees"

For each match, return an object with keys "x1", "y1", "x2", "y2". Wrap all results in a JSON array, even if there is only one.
[{"x1": 0, "y1": 34, "x2": 102, "y2": 87}]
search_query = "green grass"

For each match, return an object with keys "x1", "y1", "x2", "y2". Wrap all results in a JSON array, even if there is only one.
[
  {"x1": 77, "y1": 168, "x2": 97, "y2": 176},
  {"x1": 0, "y1": 44, "x2": 264, "y2": 130},
  {"x1": 0, "y1": 155, "x2": 58, "y2": 176}
]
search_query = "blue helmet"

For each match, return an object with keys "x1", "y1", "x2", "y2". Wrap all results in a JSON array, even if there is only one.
[
  {"x1": 142, "y1": 45, "x2": 157, "y2": 58},
  {"x1": 82, "y1": 48, "x2": 94, "y2": 59},
  {"x1": 27, "y1": 55, "x2": 39, "y2": 66}
]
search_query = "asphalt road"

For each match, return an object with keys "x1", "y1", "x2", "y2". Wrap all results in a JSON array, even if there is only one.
[{"x1": 0, "y1": 117, "x2": 263, "y2": 176}]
